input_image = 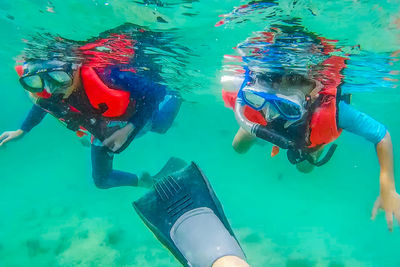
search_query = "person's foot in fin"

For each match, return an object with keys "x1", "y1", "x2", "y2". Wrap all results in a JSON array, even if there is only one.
[
  {"x1": 138, "y1": 157, "x2": 188, "y2": 188},
  {"x1": 138, "y1": 172, "x2": 154, "y2": 188},
  {"x1": 152, "y1": 157, "x2": 188, "y2": 181}
]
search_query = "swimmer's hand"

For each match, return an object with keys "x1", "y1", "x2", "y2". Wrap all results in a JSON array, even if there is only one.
[
  {"x1": 371, "y1": 174, "x2": 400, "y2": 232},
  {"x1": 102, "y1": 123, "x2": 134, "y2": 152},
  {"x1": 0, "y1": 129, "x2": 25, "y2": 147},
  {"x1": 79, "y1": 137, "x2": 91, "y2": 147}
]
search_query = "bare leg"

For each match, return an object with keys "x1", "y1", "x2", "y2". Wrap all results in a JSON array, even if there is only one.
[{"x1": 213, "y1": 256, "x2": 250, "y2": 267}]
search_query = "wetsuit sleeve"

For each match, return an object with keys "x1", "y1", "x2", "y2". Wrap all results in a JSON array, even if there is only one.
[
  {"x1": 128, "y1": 78, "x2": 166, "y2": 128},
  {"x1": 338, "y1": 101, "x2": 387, "y2": 145},
  {"x1": 108, "y1": 69, "x2": 166, "y2": 129},
  {"x1": 20, "y1": 105, "x2": 47, "y2": 132}
]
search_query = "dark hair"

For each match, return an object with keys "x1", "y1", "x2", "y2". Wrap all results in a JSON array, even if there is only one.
[
  {"x1": 255, "y1": 72, "x2": 282, "y2": 85},
  {"x1": 282, "y1": 73, "x2": 315, "y2": 88},
  {"x1": 20, "y1": 33, "x2": 83, "y2": 65},
  {"x1": 255, "y1": 71, "x2": 315, "y2": 94},
  {"x1": 278, "y1": 73, "x2": 316, "y2": 95}
]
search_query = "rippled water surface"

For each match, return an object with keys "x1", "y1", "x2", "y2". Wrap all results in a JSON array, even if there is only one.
[{"x1": 1, "y1": 0, "x2": 400, "y2": 266}]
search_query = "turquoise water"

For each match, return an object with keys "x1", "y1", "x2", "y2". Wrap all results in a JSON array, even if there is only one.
[{"x1": 1, "y1": 0, "x2": 400, "y2": 266}]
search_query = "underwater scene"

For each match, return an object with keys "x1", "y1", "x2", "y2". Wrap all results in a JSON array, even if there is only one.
[{"x1": 1, "y1": 0, "x2": 400, "y2": 266}]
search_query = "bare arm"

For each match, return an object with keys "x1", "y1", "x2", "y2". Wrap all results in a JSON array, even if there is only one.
[
  {"x1": 371, "y1": 131, "x2": 400, "y2": 231},
  {"x1": 232, "y1": 127, "x2": 256, "y2": 154},
  {"x1": 377, "y1": 131, "x2": 395, "y2": 187}
]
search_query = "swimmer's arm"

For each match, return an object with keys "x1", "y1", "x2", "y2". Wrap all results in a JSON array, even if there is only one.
[
  {"x1": 20, "y1": 105, "x2": 47, "y2": 132},
  {"x1": 337, "y1": 103, "x2": 400, "y2": 230},
  {"x1": 371, "y1": 131, "x2": 400, "y2": 231},
  {"x1": 102, "y1": 122, "x2": 135, "y2": 151},
  {"x1": 128, "y1": 76, "x2": 166, "y2": 130},
  {"x1": 376, "y1": 131, "x2": 395, "y2": 189},
  {"x1": 232, "y1": 127, "x2": 256, "y2": 154},
  {"x1": 0, "y1": 105, "x2": 47, "y2": 146}
]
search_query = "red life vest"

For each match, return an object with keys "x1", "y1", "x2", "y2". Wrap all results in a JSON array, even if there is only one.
[
  {"x1": 308, "y1": 55, "x2": 345, "y2": 147},
  {"x1": 80, "y1": 66, "x2": 131, "y2": 118},
  {"x1": 76, "y1": 34, "x2": 136, "y2": 118}
]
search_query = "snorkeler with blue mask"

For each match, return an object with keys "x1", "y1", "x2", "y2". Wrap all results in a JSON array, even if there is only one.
[{"x1": 222, "y1": 66, "x2": 400, "y2": 231}]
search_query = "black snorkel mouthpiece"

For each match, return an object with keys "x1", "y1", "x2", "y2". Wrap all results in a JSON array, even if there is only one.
[
  {"x1": 253, "y1": 124, "x2": 296, "y2": 150},
  {"x1": 234, "y1": 97, "x2": 296, "y2": 149}
]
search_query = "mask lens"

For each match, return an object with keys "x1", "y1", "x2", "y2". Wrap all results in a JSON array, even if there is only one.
[
  {"x1": 20, "y1": 75, "x2": 43, "y2": 92},
  {"x1": 273, "y1": 100, "x2": 301, "y2": 118},
  {"x1": 48, "y1": 71, "x2": 71, "y2": 85},
  {"x1": 243, "y1": 90, "x2": 266, "y2": 109}
]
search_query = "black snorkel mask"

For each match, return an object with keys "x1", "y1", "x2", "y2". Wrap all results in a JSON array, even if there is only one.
[{"x1": 19, "y1": 60, "x2": 75, "y2": 95}]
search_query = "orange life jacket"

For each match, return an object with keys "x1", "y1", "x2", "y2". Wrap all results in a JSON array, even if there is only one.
[{"x1": 80, "y1": 66, "x2": 132, "y2": 118}]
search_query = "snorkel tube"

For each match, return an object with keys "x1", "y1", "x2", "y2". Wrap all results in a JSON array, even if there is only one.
[{"x1": 234, "y1": 94, "x2": 296, "y2": 150}]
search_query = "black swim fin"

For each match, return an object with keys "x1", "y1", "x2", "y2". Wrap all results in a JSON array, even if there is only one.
[{"x1": 133, "y1": 162, "x2": 245, "y2": 267}]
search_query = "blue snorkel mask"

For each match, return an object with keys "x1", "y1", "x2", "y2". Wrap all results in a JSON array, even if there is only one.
[{"x1": 239, "y1": 83, "x2": 306, "y2": 121}]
